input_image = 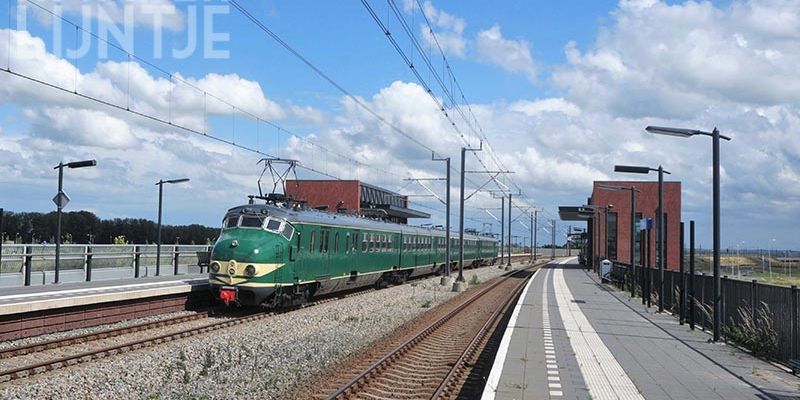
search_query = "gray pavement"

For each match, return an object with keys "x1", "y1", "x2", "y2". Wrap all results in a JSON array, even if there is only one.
[{"x1": 483, "y1": 258, "x2": 800, "y2": 400}]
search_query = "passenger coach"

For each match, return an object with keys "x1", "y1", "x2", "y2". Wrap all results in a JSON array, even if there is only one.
[{"x1": 209, "y1": 203, "x2": 498, "y2": 307}]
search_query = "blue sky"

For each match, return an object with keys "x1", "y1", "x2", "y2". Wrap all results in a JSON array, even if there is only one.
[{"x1": 1, "y1": 0, "x2": 799, "y2": 251}]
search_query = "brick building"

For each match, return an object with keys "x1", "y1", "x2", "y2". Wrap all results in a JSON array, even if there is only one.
[
  {"x1": 284, "y1": 180, "x2": 429, "y2": 224},
  {"x1": 589, "y1": 180, "x2": 681, "y2": 270}
]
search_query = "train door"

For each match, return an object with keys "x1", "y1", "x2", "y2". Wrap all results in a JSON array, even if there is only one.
[
  {"x1": 352, "y1": 230, "x2": 360, "y2": 270},
  {"x1": 290, "y1": 226, "x2": 303, "y2": 281},
  {"x1": 395, "y1": 232, "x2": 402, "y2": 268},
  {"x1": 319, "y1": 228, "x2": 331, "y2": 277}
]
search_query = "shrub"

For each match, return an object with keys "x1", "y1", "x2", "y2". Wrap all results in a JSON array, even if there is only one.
[{"x1": 723, "y1": 302, "x2": 778, "y2": 357}]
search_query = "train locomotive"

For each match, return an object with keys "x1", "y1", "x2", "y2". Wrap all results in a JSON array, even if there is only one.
[{"x1": 209, "y1": 201, "x2": 499, "y2": 307}]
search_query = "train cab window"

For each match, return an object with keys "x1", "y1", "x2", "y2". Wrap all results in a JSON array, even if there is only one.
[
  {"x1": 224, "y1": 215, "x2": 239, "y2": 229},
  {"x1": 240, "y1": 215, "x2": 265, "y2": 228},
  {"x1": 265, "y1": 218, "x2": 282, "y2": 231},
  {"x1": 309, "y1": 231, "x2": 316, "y2": 253},
  {"x1": 280, "y1": 223, "x2": 294, "y2": 241},
  {"x1": 334, "y1": 232, "x2": 340, "y2": 254}
]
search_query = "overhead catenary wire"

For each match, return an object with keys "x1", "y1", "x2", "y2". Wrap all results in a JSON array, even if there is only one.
[
  {"x1": 12, "y1": 0, "x2": 409, "y2": 183},
  {"x1": 370, "y1": 0, "x2": 544, "y2": 215},
  {"x1": 227, "y1": 0, "x2": 505, "y2": 214}
]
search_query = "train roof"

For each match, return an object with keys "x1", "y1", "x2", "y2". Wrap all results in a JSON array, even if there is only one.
[{"x1": 225, "y1": 203, "x2": 496, "y2": 242}]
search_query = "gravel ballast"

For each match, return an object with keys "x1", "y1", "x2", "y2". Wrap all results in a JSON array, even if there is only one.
[{"x1": 0, "y1": 264, "x2": 520, "y2": 399}]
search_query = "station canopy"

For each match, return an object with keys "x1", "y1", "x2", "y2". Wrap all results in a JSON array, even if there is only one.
[{"x1": 558, "y1": 205, "x2": 594, "y2": 221}]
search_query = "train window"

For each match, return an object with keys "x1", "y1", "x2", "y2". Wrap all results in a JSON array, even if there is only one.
[
  {"x1": 281, "y1": 224, "x2": 294, "y2": 241},
  {"x1": 367, "y1": 234, "x2": 372, "y2": 253},
  {"x1": 334, "y1": 232, "x2": 339, "y2": 254},
  {"x1": 265, "y1": 218, "x2": 282, "y2": 232},
  {"x1": 388, "y1": 236, "x2": 392, "y2": 251},
  {"x1": 309, "y1": 231, "x2": 316, "y2": 253},
  {"x1": 240, "y1": 215, "x2": 265, "y2": 228},
  {"x1": 324, "y1": 231, "x2": 330, "y2": 253},
  {"x1": 224, "y1": 215, "x2": 239, "y2": 229},
  {"x1": 296, "y1": 234, "x2": 301, "y2": 253},
  {"x1": 382, "y1": 235, "x2": 388, "y2": 252},
  {"x1": 362, "y1": 234, "x2": 367, "y2": 252},
  {"x1": 345, "y1": 233, "x2": 350, "y2": 253},
  {"x1": 353, "y1": 233, "x2": 358, "y2": 253}
]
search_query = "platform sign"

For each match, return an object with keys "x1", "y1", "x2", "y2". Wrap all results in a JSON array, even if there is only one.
[{"x1": 52, "y1": 191, "x2": 70, "y2": 209}]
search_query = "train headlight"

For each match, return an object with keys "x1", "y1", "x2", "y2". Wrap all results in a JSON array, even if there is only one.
[
  {"x1": 244, "y1": 265, "x2": 256, "y2": 277},
  {"x1": 210, "y1": 262, "x2": 221, "y2": 273}
]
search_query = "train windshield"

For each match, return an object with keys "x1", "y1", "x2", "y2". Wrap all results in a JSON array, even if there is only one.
[
  {"x1": 265, "y1": 218, "x2": 282, "y2": 231},
  {"x1": 224, "y1": 215, "x2": 239, "y2": 229},
  {"x1": 240, "y1": 215, "x2": 266, "y2": 228}
]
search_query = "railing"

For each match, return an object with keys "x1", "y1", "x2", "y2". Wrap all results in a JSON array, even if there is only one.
[
  {"x1": 0, "y1": 244, "x2": 211, "y2": 287},
  {"x1": 606, "y1": 262, "x2": 800, "y2": 369}
]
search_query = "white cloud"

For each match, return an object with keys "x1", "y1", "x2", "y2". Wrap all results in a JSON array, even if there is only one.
[
  {"x1": 415, "y1": 1, "x2": 467, "y2": 57},
  {"x1": 291, "y1": 105, "x2": 328, "y2": 125},
  {"x1": 552, "y1": 0, "x2": 800, "y2": 118},
  {"x1": 475, "y1": 25, "x2": 536, "y2": 81},
  {"x1": 510, "y1": 98, "x2": 580, "y2": 117},
  {"x1": 0, "y1": 29, "x2": 285, "y2": 135}
]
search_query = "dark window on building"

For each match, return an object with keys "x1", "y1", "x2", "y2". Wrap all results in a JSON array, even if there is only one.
[
  {"x1": 607, "y1": 212, "x2": 618, "y2": 260},
  {"x1": 634, "y1": 212, "x2": 642, "y2": 266}
]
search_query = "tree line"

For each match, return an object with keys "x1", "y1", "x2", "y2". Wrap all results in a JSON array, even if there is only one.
[{"x1": 0, "y1": 210, "x2": 218, "y2": 245}]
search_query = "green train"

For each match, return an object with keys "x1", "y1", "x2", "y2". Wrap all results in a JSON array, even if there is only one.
[{"x1": 209, "y1": 202, "x2": 499, "y2": 307}]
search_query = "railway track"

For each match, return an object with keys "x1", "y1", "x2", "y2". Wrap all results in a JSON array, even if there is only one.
[
  {"x1": 322, "y1": 263, "x2": 539, "y2": 400},
  {"x1": 0, "y1": 260, "x2": 529, "y2": 384},
  {"x1": 0, "y1": 284, "x2": 382, "y2": 383}
]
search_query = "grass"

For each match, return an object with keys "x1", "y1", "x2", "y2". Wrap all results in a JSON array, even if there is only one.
[{"x1": 693, "y1": 255, "x2": 800, "y2": 287}]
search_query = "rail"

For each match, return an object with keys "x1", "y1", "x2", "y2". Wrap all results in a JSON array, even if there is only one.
[{"x1": 325, "y1": 263, "x2": 537, "y2": 399}]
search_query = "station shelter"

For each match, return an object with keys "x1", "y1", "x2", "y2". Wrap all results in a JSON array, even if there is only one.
[{"x1": 586, "y1": 180, "x2": 681, "y2": 271}]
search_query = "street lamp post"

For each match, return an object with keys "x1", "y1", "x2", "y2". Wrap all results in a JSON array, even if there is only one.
[
  {"x1": 53, "y1": 159, "x2": 96, "y2": 284},
  {"x1": 645, "y1": 125, "x2": 731, "y2": 341},
  {"x1": 615, "y1": 164, "x2": 670, "y2": 312},
  {"x1": 155, "y1": 178, "x2": 190, "y2": 277}
]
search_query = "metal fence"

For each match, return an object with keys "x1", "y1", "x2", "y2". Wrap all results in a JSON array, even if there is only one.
[
  {"x1": 0, "y1": 244, "x2": 211, "y2": 287},
  {"x1": 608, "y1": 263, "x2": 800, "y2": 367}
]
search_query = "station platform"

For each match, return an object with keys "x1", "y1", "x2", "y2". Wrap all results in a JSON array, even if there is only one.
[
  {"x1": 482, "y1": 257, "x2": 800, "y2": 400},
  {"x1": 0, "y1": 274, "x2": 209, "y2": 340},
  {"x1": 0, "y1": 274, "x2": 208, "y2": 316}
]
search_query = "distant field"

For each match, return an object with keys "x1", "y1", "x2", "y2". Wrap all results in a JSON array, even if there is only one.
[{"x1": 693, "y1": 255, "x2": 800, "y2": 287}]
